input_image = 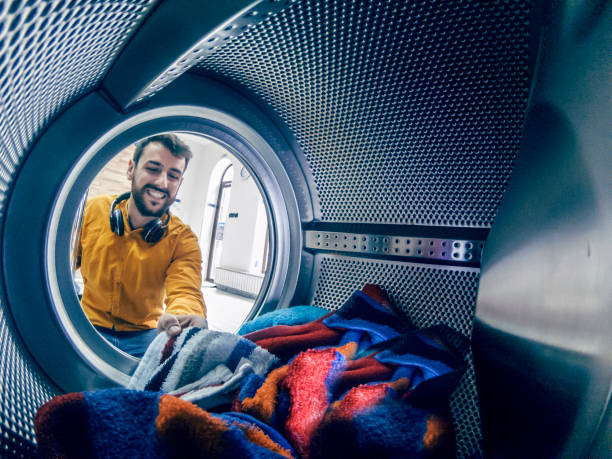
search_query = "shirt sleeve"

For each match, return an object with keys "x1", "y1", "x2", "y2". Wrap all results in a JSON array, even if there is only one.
[{"x1": 164, "y1": 227, "x2": 206, "y2": 317}]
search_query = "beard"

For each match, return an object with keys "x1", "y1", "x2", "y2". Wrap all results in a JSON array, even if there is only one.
[{"x1": 131, "y1": 184, "x2": 174, "y2": 218}]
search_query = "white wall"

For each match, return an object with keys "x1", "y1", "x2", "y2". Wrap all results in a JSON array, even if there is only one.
[
  {"x1": 172, "y1": 134, "x2": 267, "y2": 279},
  {"x1": 172, "y1": 134, "x2": 228, "y2": 244},
  {"x1": 218, "y1": 159, "x2": 265, "y2": 274}
]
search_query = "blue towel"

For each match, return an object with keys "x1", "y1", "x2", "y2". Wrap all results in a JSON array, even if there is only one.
[{"x1": 238, "y1": 305, "x2": 329, "y2": 335}]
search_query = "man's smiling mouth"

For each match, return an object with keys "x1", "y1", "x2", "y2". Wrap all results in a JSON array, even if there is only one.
[{"x1": 144, "y1": 187, "x2": 167, "y2": 200}]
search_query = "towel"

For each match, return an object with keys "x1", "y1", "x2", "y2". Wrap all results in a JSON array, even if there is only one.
[
  {"x1": 236, "y1": 323, "x2": 464, "y2": 458},
  {"x1": 129, "y1": 328, "x2": 279, "y2": 409},
  {"x1": 245, "y1": 287, "x2": 413, "y2": 361},
  {"x1": 238, "y1": 306, "x2": 330, "y2": 335},
  {"x1": 310, "y1": 381, "x2": 455, "y2": 459},
  {"x1": 35, "y1": 389, "x2": 296, "y2": 458},
  {"x1": 36, "y1": 285, "x2": 466, "y2": 458},
  {"x1": 35, "y1": 389, "x2": 164, "y2": 459}
]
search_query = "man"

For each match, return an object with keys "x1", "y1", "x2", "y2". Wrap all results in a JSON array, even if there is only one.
[{"x1": 77, "y1": 133, "x2": 207, "y2": 358}]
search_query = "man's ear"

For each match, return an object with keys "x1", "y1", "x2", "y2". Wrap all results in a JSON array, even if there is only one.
[{"x1": 127, "y1": 159, "x2": 135, "y2": 180}]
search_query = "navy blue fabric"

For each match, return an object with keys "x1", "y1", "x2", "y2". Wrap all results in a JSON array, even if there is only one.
[
  {"x1": 218, "y1": 412, "x2": 296, "y2": 457},
  {"x1": 368, "y1": 327, "x2": 467, "y2": 408},
  {"x1": 310, "y1": 402, "x2": 434, "y2": 459},
  {"x1": 323, "y1": 291, "x2": 410, "y2": 344},
  {"x1": 83, "y1": 389, "x2": 165, "y2": 458},
  {"x1": 226, "y1": 338, "x2": 256, "y2": 372}
]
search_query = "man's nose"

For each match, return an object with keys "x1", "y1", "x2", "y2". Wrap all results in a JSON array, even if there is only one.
[{"x1": 152, "y1": 173, "x2": 168, "y2": 189}]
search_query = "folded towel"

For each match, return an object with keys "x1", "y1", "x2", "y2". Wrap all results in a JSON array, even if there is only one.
[
  {"x1": 129, "y1": 328, "x2": 279, "y2": 409},
  {"x1": 239, "y1": 306, "x2": 330, "y2": 335}
]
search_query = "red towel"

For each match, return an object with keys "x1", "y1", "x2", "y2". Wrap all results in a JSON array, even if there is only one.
[{"x1": 245, "y1": 284, "x2": 397, "y2": 361}]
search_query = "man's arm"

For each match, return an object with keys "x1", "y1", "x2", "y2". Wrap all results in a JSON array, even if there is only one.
[{"x1": 159, "y1": 228, "x2": 207, "y2": 336}]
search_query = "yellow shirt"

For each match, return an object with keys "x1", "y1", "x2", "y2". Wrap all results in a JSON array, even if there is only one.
[{"x1": 77, "y1": 195, "x2": 206, "y2": 331}]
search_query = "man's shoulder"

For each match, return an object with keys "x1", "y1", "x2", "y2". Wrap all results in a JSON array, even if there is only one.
[
  {"x1": 168, "y1": 213, "x2": 194, "y2": 233},
  {"x1": 84, "y1": 194, "x2": 117, "y2": 218},
  {"x1": 86, "y1": 194, "x2": 116, "y2": 209},
  {"x1": 167, "y1": 216, "x2": 201, "y2": 258},
  {"x1": 168, "y1": 214, "x2": 198, "y2": 241},
  {"x1": 81, "y1": 195, "x2": 118, "y2": 236}
]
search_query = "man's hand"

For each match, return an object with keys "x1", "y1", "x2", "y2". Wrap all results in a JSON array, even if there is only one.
[{"x1": 157, "y1": 313, "x2": 208, "y2": 337}]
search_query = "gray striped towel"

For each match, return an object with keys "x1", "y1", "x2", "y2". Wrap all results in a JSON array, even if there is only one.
[{"x1": 128, "y1": 327, "x2": 279, "y2": 409}]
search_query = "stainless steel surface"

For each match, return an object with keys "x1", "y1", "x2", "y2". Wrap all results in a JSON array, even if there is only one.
[
  {"x1": 195, "y1": 0, "x2": 532, "y2": 228},
  {"x1": 0, "y1": 0, "x2": 609, "y2": 457},
  {"x1": 103, "y1": 0, "x2": 290, "y2": 109},
  {"x1": 474, "y1": 1, "x2": 612, "y2": 456},
  {"x1": 305, "y1": 230, "x2": 484, "y2": 264},
  {"x1": 0, "y1": 0, "x2": 156, "y2": 214}
]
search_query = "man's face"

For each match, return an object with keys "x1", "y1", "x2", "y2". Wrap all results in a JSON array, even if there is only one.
[{"x1": 127, "y1": 141, "x2": 186, "y2": 218}]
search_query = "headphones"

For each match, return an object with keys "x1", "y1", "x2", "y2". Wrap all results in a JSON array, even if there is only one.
[{"x1": 109, "y1": 192, "x2": 169, "y2": 244}]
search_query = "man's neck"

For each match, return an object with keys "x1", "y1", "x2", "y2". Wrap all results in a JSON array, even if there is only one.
[{"x1": 126, "y1": 196, "x2": 156, "y2": 229}]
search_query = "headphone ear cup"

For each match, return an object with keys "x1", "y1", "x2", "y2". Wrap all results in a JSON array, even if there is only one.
[
  {"x1": 109, "y1": 192, "x2": 130, "y2": 236},
  {"x1": 110, "y1": 209, "x2": 124, "y2": 236},
  {"x1": 141, "y1": 218, "x2": 165, "y2": 243}
]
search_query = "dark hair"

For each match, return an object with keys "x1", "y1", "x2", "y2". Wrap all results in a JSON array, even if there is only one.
[{"x1": 133, "y1": 133, "x2": 193, "y2": 170}]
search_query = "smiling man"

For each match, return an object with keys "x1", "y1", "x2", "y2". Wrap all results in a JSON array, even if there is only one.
[{"x1": 76, "y1": 134, "x2": 207, "y2": 358}]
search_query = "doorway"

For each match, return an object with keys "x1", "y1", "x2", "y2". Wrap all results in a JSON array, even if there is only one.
[{"x1": 206, "y1": 164, "x2": 233, "y2": 281}]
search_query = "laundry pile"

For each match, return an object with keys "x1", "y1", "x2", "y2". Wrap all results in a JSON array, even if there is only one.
[{"x1": 35, "y1": 285, "x2": 467, "y2": 458}]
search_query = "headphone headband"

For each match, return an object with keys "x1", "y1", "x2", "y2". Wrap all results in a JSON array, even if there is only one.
[{"x1": 109, "y1": 192, "x2": 169, "y2": 244}]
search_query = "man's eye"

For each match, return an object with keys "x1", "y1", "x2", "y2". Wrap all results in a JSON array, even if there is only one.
[
  {"x1": 169, "y1": 174, "x2": 180, "y2": 181},
  {"x1": 146, "y1": 167, "x2": 160, "y2": 173}
]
